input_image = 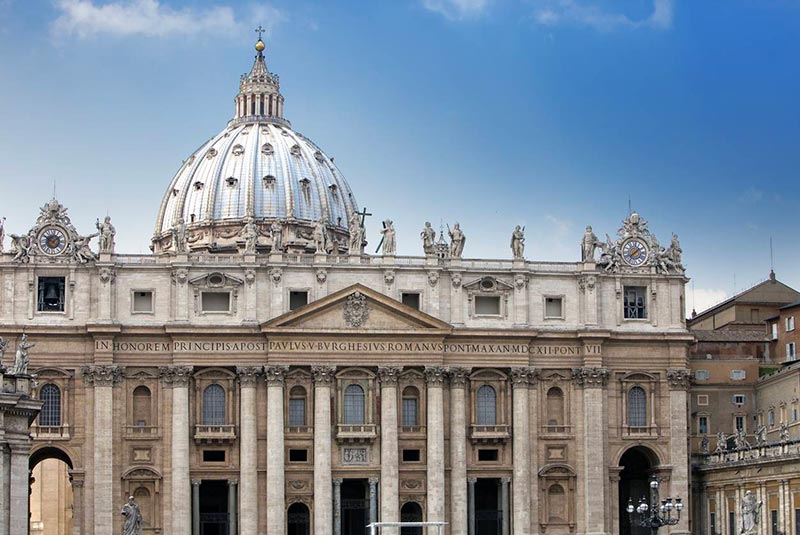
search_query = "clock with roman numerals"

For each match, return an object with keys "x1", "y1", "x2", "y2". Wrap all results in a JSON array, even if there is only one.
[
  {"x1": 621, "y1": 238, "x2": 649, "y2": 267},
  {"x1": 38, "y1": 226, "x2": 68, "y2": 256}
]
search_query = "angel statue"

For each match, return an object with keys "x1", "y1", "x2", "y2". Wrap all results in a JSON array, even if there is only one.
[
  {"x1": 739, "y1": 490, "x2": 762, "y2": 535},
  {"x1": 10, "y1": 333, "x2": 34, "y2": 375},
  {"x1": 121, "y1": 496, "x2": 143, "y2": 535}
]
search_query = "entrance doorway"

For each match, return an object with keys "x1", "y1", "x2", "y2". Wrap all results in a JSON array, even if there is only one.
[
  {"x1": 475, "y1": 478, "x2": 502, "y2": 535},
  {"x1": 400, "y1": 502, "x2": 423, "y2": 535},
  {"x1": 619, "y1": 446, "x2": 658, "y2": 535},
  {"x1": 341, "y1": 479, "x2": 369, "y2": 535},
  {"x1": 199, "y1": 480, "x2": 229, "y2": 535},
  {"x1": 288, "y1": 503, "x2": 310, "y2": 535},
  {"x1": 29, "y1": 447, "x2": 74, "y2": 535}
]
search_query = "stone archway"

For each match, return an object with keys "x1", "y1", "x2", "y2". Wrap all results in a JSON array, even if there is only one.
[
  {"x1": 29, "y1": 446, "x2": 76, "y2": 535},
  {"x1": 618, "y1": 446, "x2": 660, "y2": 535}
]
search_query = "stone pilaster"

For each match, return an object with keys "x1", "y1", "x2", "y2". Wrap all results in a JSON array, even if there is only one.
[
  {"x1": 69, "y1": 476, "x2": 84, "y2": 535},
  {"x1": 237, "y1": 366, "x2": 261, "y2": 534},
  {"x1": 369, "y1": 477, "x2": 379, "y2": 526},
  {"x1": 313, "y1": 365, "x2": 336, "y2": 535},
  {"x1": 449, "y1": 367, "x2": 470, "y2": 535},
  {"x1": 510, "y1": 367, "x2": 536, "y2": 535},
  {"x1": 160, "y1": 365, "x2": 193, "y2": 535},
  {"x1": 334, "y1": 478, "x2": 343, "y2": 535},
  {"x1": 8, "y1": 443, "x2": 31, "y2": 535},
  {"x1": 192, "y1": 479, "x2": 201, "y2": 535},
  {"x1": 501, "y1": 477, "x2": 511, "y2": 535},
  {"x1": 667, "y1": 368, "x2": 691, "y2": 535},
  {"x1": 228, "y1": 479, "x2": 238, "y2": 535},
  {"x1": 378, "y1": 366, "x2": 402, "y2": 535},
  {"x1": 572, "y1": 367, "x2": 610, "y2": 535},
  {"x1": 82, "y1": 365, "x2": 123, "y2": 535},
  {"x1": 425, "y1": 366, "x2": 447, "y2": 523},
  {"x1": 265, "y1": 365, "x2": 288, "y2": 534},
  {"x1": 468, "y1": 477, "x2": 477, "y2": 535}
]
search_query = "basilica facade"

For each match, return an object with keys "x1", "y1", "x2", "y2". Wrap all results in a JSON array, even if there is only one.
[{"x1": 0, "y1": 37, "x2": 693, "y2": 535}]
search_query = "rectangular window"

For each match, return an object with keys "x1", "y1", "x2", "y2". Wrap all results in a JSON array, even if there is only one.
[
  {"x1": 288, "y1": 449, "x2": 308, "y2": 463},
  {"x1": 401, "y1": 292, "x2": 421, "y2": 310},
  {"x1": 478, "y1": 449, "x2": 499, "y2": 462},
  {"x1": 37, "y1": 276, "x2": 66, "y2": 312},
  {"x1": 201, "y1": 292, "x2": 230, "y2": 312},
  {"x1": 695, "y1": 370, "x2": 710, "y2": 381},
  {"x1": 289, "y1": 290, "x2": 309, "y2": 311},
  {"x1": 623, "y1": 286, "x2": 647, "y2": 319},
  {"x1": 132, "y1": 291, "x2": 154, "y2": 313},
  {"x1": 402, "y1": 398, "x2": 418, "y2": 427},
  {"x1": 402, "y1": 449, "x2": 421, "y2": 462},
  {"x1": 772, "y1": 323, "x2": 779, "y2": 340},
  {"x1": 699, "y1": 416, "x2": 708, "y2": 434},
  {"x1": 545, "y1": 297, "x2": 564, "y2": 319},
  {"x1": 730, "y1": 370, "x2": 746, "y2": 381},
  {"x1": 733, "y1": 394, "x2": 746, "y2": 405},
  {"x1": 288, "y1": 398, "x2": 306, "y2": 427},
  {"x1": 769, "y1": 410, "x2": 775, "y2": 427},
  {"x1": 202, "y1": 450, "x2": 226, "y2": 463},
  {"x1": 788, "y1": 342, "x2": 797, "y2": 361},
  {"x1": 788, "y1": 316, "x2": 796, "y2": 332},
  {"x1": 735, "y1": 416, "x2": 745, "y2": 432},
  {"x1": 475, "y1": 295, "x2": 501, "y2": 316},
  {"x1": 698, "y1": 395, "x2": 709, "y2": 406},
  {"x1": 793, "y1": 406, "x2": 798, "y2": 422}
]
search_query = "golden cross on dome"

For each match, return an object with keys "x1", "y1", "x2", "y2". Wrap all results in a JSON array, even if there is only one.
[{"x1": 255, "y1": 25, "x2": 265, "y2": 41}]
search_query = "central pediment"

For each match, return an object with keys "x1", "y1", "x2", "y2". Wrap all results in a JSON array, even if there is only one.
[{"x1": 262, "y1": 284, "x2": 452, "y2": 332}]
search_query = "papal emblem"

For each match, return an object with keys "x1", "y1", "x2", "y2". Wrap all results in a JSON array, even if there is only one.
[{"x1": 343, "y1": 291, "x2": 369, "y2": 328}]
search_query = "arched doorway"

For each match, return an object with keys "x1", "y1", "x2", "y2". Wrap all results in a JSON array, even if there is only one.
[
  {"x1": 288, "y1": 503, "x2": 310, "y2": 535},
  {"x1": 400, "y1": 502, "x2": 423, "y2": 535},
  {"x1": 29, "y1": 447, "x2": 74, "y2": 535},
  {"x1": 619, "y1": 446, "x2": 659, "y2": 535}
]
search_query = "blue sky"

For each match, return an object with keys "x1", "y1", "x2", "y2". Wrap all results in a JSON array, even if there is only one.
[{"x1": 0, "y1": 0, "x2": 798, "y2": 314}]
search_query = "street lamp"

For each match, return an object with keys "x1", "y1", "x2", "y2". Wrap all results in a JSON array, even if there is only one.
[{"x1": 627, "y1": 476, "x2": 683, "y2": 534}]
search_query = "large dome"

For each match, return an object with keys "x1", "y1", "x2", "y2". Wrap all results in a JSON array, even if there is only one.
[{"x1": 152, "y1": 39, "x2": 360, "y2": 254}]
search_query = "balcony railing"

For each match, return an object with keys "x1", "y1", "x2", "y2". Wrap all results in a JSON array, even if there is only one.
[
  {"x1": 399, "y1": 425, "x2": 426, "y2": 436},
  {"x1": 32, "y1": 424, "x2": 70, "y2": 440},
  {"x1": 469, "y1": 424, "x2": 511, "y2": 444},
  {"x1": 336, "y1": 424, "x2": 378, "y2": 443},
  {"x1": 194, "y1": 424, "x2": 237, "y2": 443},
  {"x1": 698, "y1": 438, "x2": 800, "y2": 466},
  {"x1": 124, "y1": 425, "x2": 160, "y2": 439},
  {"x1": 285, "y1": 425, "x2": 313, "y2": 436},
  {"x1": 541, "y1": 424, "x2": 572, "y2": 435}
]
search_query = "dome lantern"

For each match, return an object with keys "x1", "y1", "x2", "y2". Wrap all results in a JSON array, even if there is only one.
[{"x1": 234, "y1": 26, "x2": 285, "y2": 124}]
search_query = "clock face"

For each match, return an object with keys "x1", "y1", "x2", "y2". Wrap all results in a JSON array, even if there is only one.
[
  {"x1": 622, "y1": 238, "x2": 649, "y2": 266},
  {"x1": 38, "y1": 227, "x2": 68, "y2": 256}
]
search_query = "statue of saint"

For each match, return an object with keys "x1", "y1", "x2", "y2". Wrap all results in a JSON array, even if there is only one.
[
  {"x1": 270, "y1": 220, "x2": 284, "y2": 252},
  {"x1": 172, "y1": 218, "x2": 188, "y2": 253},
  {"x1": 313, "y1": 218, "x2": 328, "y2": 253},
  {"x1": 348, "y1": 212, "x2": 364, "y2": 254},
  {"x1": 448, "y1": 223, "x2": 465, "y2": 258},
  {"x1": 511, "y1": 225, "x2": 525, "y2": 259},
  {"x1": 669, "y1": 233, "x2": 683, "y2": 265},
  {"x1": 96, "y1": 216, "x2": 116, "y2": 253},
  {"x1": 581, "y1": 225, "x2": 601, "y2": 262},
  {"x1": 780, "y1": 422, "x2": 790, "y2": 442},
  {"x1": 755, "y1": 424, "x2": 767, "y2": 447},
  {"x1": 381, "y1": 219, "x2": 396, "y2": 255},
  {"x1": 700, "y1": 434, "x2": 709, "y2": 454},
  {"x1": 715, "y1": 431, "x2": 728, "y2": 453},
  {"x1": 0, "y1": 336, "x2": 8, "y2": 370},
  {"x1": 0, "y1": 216, "x2": 5, "y2": 253},
  {"x1": 735, "y1": 428, "x2": 751, "y2": 451},
  {"x1": 739, "y1": 490, "x2": 762, "y2": 535},
  {"x1": 420, "y1": 222, "x2": 436, "y2": 254},
  {"x1": 121, "y1": 496, "x2": 143, "y2": 535},
  {"x1": 240, "y1": 217, "x2": 259, "y2": 254},
  {"x1": 10, "y1": 333, "x2": 34, "y2": 375}
]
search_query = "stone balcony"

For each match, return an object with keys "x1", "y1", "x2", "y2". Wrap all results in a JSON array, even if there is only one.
[
  {"x1": 336, "y1": 424, "x2": 378, "y2": 444},
  {"x1": 399, "y1": 425, "x2": 426, "y2": 439},
  {"x1": 194, "y1": 424, "x2": 237, "y2": 444},
  {"x1": 124, "y1": 425, "x2": 161, "y2": 440},
  {"x1": 285, "y1": 425, "x2": 313, "y2": 438},
  {"x1": 469, "y1": 424, "x2": 511, "y2": 444},
  {"x1": 696, "y1": 439, "x2": 800, "y2": 468},
  {"x1": 31, "y1": 424, "x2": 70, "y2": 440}
]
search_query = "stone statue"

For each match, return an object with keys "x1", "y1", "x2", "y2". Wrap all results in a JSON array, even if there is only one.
[
  {"x1": 447, "y1": 223, "x2": 465, "y2": 258},
  {"x1": 173, "y1": 218, "x2": 188, "y2": 253},
  {"x1": 312, "y1": 218, "x2": 328, "y2": 253},
  {"x1": 381, "y1": 219, "x2": 396, "y2": 255},
  {"x1": 10, "y1": 334, "x2": 34, "y2": 375},
  {"x1": 270, "y1": 219, "x2": 284, "y2": 252},
  {"x1": 700, "y1": 434, "x2": 709, "y2": 454},
  {"x1": 735, "y1": 428, "x2": 751, "y2": 450},
  {"x1": 755, "y1": 424, "x2": 767, "y2": 447},
  {"x1": 96, "y1": 216, "x2": 116, "y2": 253},
  {"x1": 715, "y1": 431, "x2": 728, "y2": 453},
  {"x1": 668, "y1": 233, "x2": 683, "y2": 266},
  {"x1": 739, "y1": 490, "x2": 762, "y2": 535},
  {"x1": 348, "y1": 212, "x2": 364, "y2": 254},
  {"x1": 581, "y1": 225, "x2": 601, "y2": 262},
  {"x1": 121, "y1": 496, "x2": 143, "y2": 535},
  {"x1": 0, "y1": 336, "x2": 7, "y2": 370},
  {"x1": 9, "y1": 233, "x2": 33, "y2": 263},
  {"x1": 0, "y1": 216, "x2": 5, "y2": 253},
  {"x1": 511, "y1": 225, "x2": 525, "y2": 259},
  {"x1": 72, "y1": 233, "x2": 98, "y2": 264},
  {"x1": 780, "y1": 422, "x2": 790, "y2": 442},
  {"x1": 240, "y1": 217, "x2": 259, "y2": 254},
  {"x1": 421, "y1": 222, "x2": 436, "y2": 255}
]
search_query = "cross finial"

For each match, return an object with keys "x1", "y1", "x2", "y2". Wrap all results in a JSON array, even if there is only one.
[{"x1": 255, "y1": 25, "x2": 265, "y2": 40}]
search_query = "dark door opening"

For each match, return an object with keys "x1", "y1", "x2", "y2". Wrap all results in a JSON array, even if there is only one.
[
  {"x1": 200, "y1": 480, "x2": 229, "y2": 535},
  {"x1": 401, "y1": 501, "x2": 423, "y2": 535},
  {"x1": 475, "y1": 478, "x2": 501, "y2": 535},
  {"x1": 341, "y1": 479, "x2": 369, "y2": 535},
  {"x1": 288, "y1": 502, "x2": 310, "y2": 535},
  {"x1": 619, "y1": 447, "x2": 657, "y2": 535}
]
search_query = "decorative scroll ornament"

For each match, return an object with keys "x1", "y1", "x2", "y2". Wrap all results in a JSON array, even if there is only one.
[
  {"x1": 427, "y1": 271, "x2": 440, "y2": 287},
  {"x1": 447, "y1": 366, "x2": 471, "y2": 387},
  {"x1": 424, "y1": 366, "x2": 447, "y2": 385},
  {"x1": 236, "y1": 366, "x2": 262, "y2": 386},
  {"x1": 510, "y1": 366, "x2": 539, "y2": 388},
  {"x1": 666, "y1": 368, "x2": 691, "y2": 390},
  {"x1": 99, "y1": 267, "x2": 116, "y2": 284},
  {"x1": 571, "y1": 367, "x2": 609, "y2": 388},
  {"x1": 383, "y1": 270, "x2": 395, "y2": 286},
  {"x1": 264, "y1": 365, "x2": 289, "y2": 384},
  {"x1": 311, "y1": 365, "x2": 336, "y2": 386},
  {"x1": 316, "y1": 268, "x2": 328, "y2": 284},
  {"x1": 451, "y1": 272, "x2": 463, "y2": 288},
  {"x1": 82, "y1": 364, "x2": 124, "y2": 387},
  {"x1": 343, "y1": 291, "x2": 369, "y2": 328},
  {"x1": 270, "y1": 267, "x2": 283, "y2": 286},
  {"x1": 377, "y1": 366, "x2": 402, "y2": 385},
  {"x1": 159, "y1": 365, "x2": 193, "y2": 387}
]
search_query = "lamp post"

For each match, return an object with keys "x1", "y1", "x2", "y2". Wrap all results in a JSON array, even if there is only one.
[{"x1": 627, "y1": 476, "x2": 683, "y2": 534}]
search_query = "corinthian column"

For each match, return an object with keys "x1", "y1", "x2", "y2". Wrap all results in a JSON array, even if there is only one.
[
  {"x1": 449, "y1": 367, "x2": 470, "y2": 535},
  {"x1": 667, "y1": 368, "x2": 692, "y2": 535},
  {"x1": 82, "y1": 365, "x2": 123, "y2": 535},
  {"x1": 265, "y1": 366, "x2": 288, "y2": 534},
  {"x1": 425, "y1": 366, "x2": 447, "y2": 523},
  {"x1": 573, "y1": 367, "x2": 609, "y2": 535},
  {"x1": 237, "y1": 366, "x2": 261, "y2": 534},
  {"x1": 511, "y1": 367, "x2": 535, "y2": 535},
  {"x1": 160, "y1": 365, "x2": 193, "y2": 535},
  {"x1": 378, "y1": 366, "x2": 402, "y2": 535},
  {"x1": 313, "y1": 365, "x2": 336, "y2": 535}
]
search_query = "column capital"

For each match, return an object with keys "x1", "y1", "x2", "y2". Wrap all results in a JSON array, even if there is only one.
[
  {"x1": 510, "y1": 366, "x2": 539, "y2": 388},
  {"x1": 667, "y1": 368, "x2": 692, "y2": 390},
  {"x1": 468, "y1": 477, "x2": 477, "y2": 485},
  {"x1": 191, "y1": 479, "x2": 202, "y2": 487},
  {"x1": 378, "y1": 366, "x2": 402, "y2": 385},
  {"x1": 501, "y1": 477, "x2": 511, "y2": 485},
  {"x1": 236, "y1": 366, "x2": 262, "y2": 386},
  {"x1": 448, "y1": 366, "x2": 471, "y2": 387},
  {"x1": 81, "y1": 365, "x2": 123, "y2": 387},
  {"x1": 264, "y1": 365, "x2": 289, "y2": 384},
  {"x1": 333, "y1": 478, "x2": 344, "y2": 486},
  {"x1": 228, "y1": 479, "x2": 239, "y2": 486},
  {"x1": 424, "y1": 366, "x2": 447, "y2": 386},
  {"x1": 312, "y1": 365, "x2": 336, "y2": 386},
  {"x1": 369, "y1": 477, "x2": 380, "y2": 486},
  {"x1": 571, "y1": 367, "x2": 609, "y2": 388},
  {"x1": 159, "y1": 365, "x2": 193, "y2": 387}
]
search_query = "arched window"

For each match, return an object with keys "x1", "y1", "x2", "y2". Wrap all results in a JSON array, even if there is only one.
[
  {"x1": 400, "y1": 502, "x2": 423, "y2": 535},
  {"x1": 476, "y1": 385, "x2": 497, "y2": 426},
  {"x1": 39, "y1": 384, "x2": 61, "y2": 427},
  {"x1": 289, "y1": 386, "x2": 307, "y2": 427},
  {"x1": 132, "y1": 386, "x2": 152, "y2": 427},
  {"x1": 202, "y1": 384, "x2": 226, "y2": 425},
  {"x1": 628, "y1": 386, "x2": 647, "y2": 427},
  {"x1": 287, "y1": 502, "x2": 310, "y2": 535},
  {"x1": 548, "y1": 484, "x2": 566, "y2": 522},
  {"x1": 402, "y1": 386, "x2": 419, "y2": 427},
  {"x1": 546, "y1": 387, "x2": 565, "y2": 427},
  {"x1": 343, "y1": 384, "x2": 365, "y2": 425}
]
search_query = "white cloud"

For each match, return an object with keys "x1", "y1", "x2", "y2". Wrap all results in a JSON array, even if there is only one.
[
  {"x1": 534, "y1": 0, "x2": 673, "y2": 31},
  {"x1": 421, "y1": 0, "x2": 491, "y2": 21},
  {"x1": 689, "y1": 288, "x2": 729, "y2": 317},
  {"x1": 51, "y1": 0, "x2": 282, "y2": 39}
]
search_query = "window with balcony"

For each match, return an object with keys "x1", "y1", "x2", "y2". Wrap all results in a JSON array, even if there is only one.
[
  {"x1": 627, "y1": 386, "x2": 647, "y2": 427},
  {"x1": 202, "y1": 384, "x2": 226, "y2": 425},
  {"x1": 402, "y1": 386, "x2": 419, "y2": 428},
  {"x1": 476, "y1": 385, "x2": 497, "y2": 426},
  {"x1": 288, "y1": 386, "x2": 307, "y2": 428},
  {"x1": 344, "y1": 384, "x2": 365, "y2": 425}
]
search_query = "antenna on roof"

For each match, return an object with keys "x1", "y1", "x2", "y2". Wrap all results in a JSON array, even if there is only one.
[
  {"x1": 627, "y1": 195, "x2": 632, "y2": 216},
  {"x1": 770, "y1": 236, "x2": 775, "y2": 272},
  {"x1": 52, "y1": 180, "x2": 57, "y2": 199}
]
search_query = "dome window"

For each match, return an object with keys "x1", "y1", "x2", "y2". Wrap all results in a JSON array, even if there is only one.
[
  {"x1": 261, "y1": 143, "x2": 274, "y2": 155},
  {"x1": 194, "y1": 181, "x2": 204, "y2": 191},
  {"x1": 206, "y1": 148, "x2": 218, "y2": 160},
  {"x1": 328, "y1": 184, "x2": 339, "y2": 200},
  {"x1": 290, "y1": 144, "x2": 301, "y2": 156},
  {"x1": 187, "y1": 155, "x2": 195, "y2": 165},
  {"x1": 225, "y1": 177, "x2": 238, "y2": 187},
  {"x1": 314, "y1": 151, "x2": 325, "y2": 162},
  {"x1": 263, "y1": 175, "x2": 276, "y2": 188},
  {"x1": 299, "y1": 178, "x2": 311, "y2": 202},
  {"x1": 260, "y1": 127, "x2": 269, "y2": 135},
  {"x1": 281, "y1": 130, "x2": 290, "y2": 136},
  {"x1": 172, "y1": 188, "x2": 180, "y2": 197},
  {"x1": 231, "y1": 144, "x2": 245, "y2": 156}
]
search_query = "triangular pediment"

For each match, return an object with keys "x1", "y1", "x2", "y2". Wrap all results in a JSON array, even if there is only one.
[{"x1": 262, "y1": 284, "x2": 452, "y2": 332}]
